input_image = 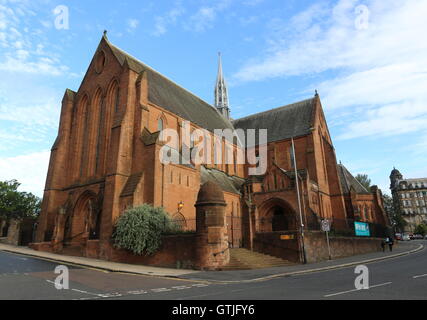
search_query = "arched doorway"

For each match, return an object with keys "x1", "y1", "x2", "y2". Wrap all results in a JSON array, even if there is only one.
[
  {"x1": 69, "y1": 191, "x2": 101, "y2": 243},
  {"x1": 258, "y1": 198, "x2": 297, "y2": 232},
  {"x1": 272, "y1": 206, "x2": 288, "y2": 231}
]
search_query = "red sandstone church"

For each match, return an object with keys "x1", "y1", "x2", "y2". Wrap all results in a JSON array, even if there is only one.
[{"x1": 33, "y1": 34, "x2": 389, "y2": 266}]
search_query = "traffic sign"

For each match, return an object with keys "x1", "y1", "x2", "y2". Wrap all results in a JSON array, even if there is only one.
[{"x1": 321, "y1": 219, "x2": 331, "y2": 232}]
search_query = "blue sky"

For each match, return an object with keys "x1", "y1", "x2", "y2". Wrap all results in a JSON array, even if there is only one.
[{"x1": 0, "y1": 0, "x2": 426, "y2": 197}]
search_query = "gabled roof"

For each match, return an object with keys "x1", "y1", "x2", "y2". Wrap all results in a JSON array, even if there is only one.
[
  {"x1": 337, "y1": 164, "x2": 371, "y2": 195},
  {"x1": 232, "y1": 98, "x2": 316, "y2": 143},
  {"x1": 200, "y1": 166, "x2": 245, "y2": 195},
  {"x1": 103, "y1": 36, "x2": 234, "y2": 133}
]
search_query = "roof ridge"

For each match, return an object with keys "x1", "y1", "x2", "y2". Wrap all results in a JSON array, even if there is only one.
[
  {"x1": 105, "y1": 39, "x2": 222, "y2": 116},
  {"x1": 339, "y1": 163, "x2": 370, "y2": 193},
  {"x1": 338, "y1": 164, "x2": 351, "y2": 193},
  {"x1": 233, "y1": 98, "x2": 315, "y2": 122}
]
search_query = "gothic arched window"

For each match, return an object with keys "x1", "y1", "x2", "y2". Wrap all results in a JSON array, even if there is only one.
[{"x1": 158, "y1": 118, "x2": 164, "y2": 132}]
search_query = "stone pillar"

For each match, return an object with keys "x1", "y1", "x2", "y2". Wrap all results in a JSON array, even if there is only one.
[
  {"x1": 195, "y1": 182, "x2": 230, "y2": 270},
  {"x1": 6, "y1": 219, "x2": 21, "y2": 246},
  {"x1": 0, "y1": 220, "x2": 6, "y2": 238},
  {"x1": 51, "y1": 208, "x2": 66, "y2": 252}
]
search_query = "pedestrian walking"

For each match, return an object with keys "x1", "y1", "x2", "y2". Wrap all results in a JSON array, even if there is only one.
[
  {"x1": 381, "y1": 239, "x2": 386, "y2": 252},
  {"x1": 388, "y1": 237, "x2": 394, "y2": 252}
]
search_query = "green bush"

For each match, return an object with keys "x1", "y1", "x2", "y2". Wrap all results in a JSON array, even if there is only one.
[{"x1": 112, "y1": 204, "x2": 177, "y2": 256}]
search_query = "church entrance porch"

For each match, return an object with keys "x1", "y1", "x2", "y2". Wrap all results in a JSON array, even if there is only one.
[
  {"x1": 63, "y1": 191, "x2": 102, "y2": 247},
  {"x1": 256, "y1": 198, "x2": 298, "y2": 233}
]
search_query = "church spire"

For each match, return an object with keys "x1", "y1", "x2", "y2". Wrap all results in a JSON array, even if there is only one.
[{"x1": 214, "y1": 52, "x2": 230, "y2": 119}]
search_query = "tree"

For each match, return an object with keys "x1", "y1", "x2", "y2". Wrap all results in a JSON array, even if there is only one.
[
  {"x1": 383, "y1": 194, "x2": 394, "y2": 216},
  {"x1": 0, "y1": 180, "x2": 41, "y2": 221},
  {"x1": 414, "y1": 224, "x2": 427, "y2": 237},
  {"x1": 355, "y1": 174, "x2": 371, "y2": 191},
  {"x1": 383, "y1": 194, "x2": 407, "y2": 233},
  {"x1": 112, "y1": 204, "x2": 178, "y2": 256}
]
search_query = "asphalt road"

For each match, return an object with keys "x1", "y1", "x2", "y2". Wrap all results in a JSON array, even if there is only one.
[{"x1": 0, "y1": 241, "x2": 426, "y2": 300}]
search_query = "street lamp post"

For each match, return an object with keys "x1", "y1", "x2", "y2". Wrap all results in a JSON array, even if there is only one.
[{"x1": 292, "y1": 137, "x2": 307, "y2": 264}]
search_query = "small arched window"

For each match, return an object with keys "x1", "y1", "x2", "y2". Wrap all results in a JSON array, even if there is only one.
[{"x1": 158, "y1": 118, "x2": 164, "y2": 132}]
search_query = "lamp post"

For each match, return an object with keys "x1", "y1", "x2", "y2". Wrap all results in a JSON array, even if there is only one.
[
  {"x1": 178, "y1": 201, "x2": 184, "y2": 212},
  {"x1": 292, "y1": 137, "x2": 307, "y2": 264}
]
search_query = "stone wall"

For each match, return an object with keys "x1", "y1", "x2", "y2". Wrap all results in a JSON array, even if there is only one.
[
  {"x1": 1, "y1": 218, "x2": 37, "y2": 246},
  {"x1": 5, "y1": 220, "x2": 21, "y2": 246},
  {"x1": 32, "y1": 234, "x2": 198, "y2": 269},
  {"x1": 253, "y1": 231, "x2": 384, "y2": 264},
  {"x1": 107, "y1": 234, "x2": 197, "y2": 269},
  {"x1": 0, "y1": 219, "x2": 7, "y2": 238},
  {"x1": 304, "y1": 231, "x2": 383, "y2": 263}
]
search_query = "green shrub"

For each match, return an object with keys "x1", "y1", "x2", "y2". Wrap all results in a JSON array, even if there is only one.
[{"x1": 112, "y1": 204, "x2": 177, "y2": 256}]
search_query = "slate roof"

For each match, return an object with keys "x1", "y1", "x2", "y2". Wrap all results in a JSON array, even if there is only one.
[
  {"x1": 232, "y1": 98, "x2": 316, "y2": 144},
  {"x1": 200, "y1": 166, "x2": 245, "y2": 195},
  {"x1": 105, "y1": 37, "x2": 234, "y2": 133},
  {"x1": 337, "y1": 164, "x2": 370, "y2": 195}
]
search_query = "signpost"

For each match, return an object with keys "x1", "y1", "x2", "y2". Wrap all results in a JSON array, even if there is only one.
[
  {"x1": 321, "y1": 219, "x2": 332, "y2": 260},
  {"x1": 354, "y1": 222, "x2": 371, "y2": 237},
  {"x1": 280, "y1": 234, "x2": 295, "y2": 240}
]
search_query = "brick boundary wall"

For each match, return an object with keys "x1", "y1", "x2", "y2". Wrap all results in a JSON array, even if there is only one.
[
  {"x1": 31, "y1": 234, "x2": 197, "y2": 269},
  {"x1": 304, "y1": 231, "x2": 384, "y2": 263},
  {"x1": 254, "y1": 231, "x2": 385, "y2": 264},
  {"x1": 104, "y1": 234, "x2": 197, "y2": 269},
  {"x1": 31, "y1": 182, "x2": 230, "y2": 270}
]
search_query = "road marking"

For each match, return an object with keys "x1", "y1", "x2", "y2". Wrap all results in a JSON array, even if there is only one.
[
  {"x1": 72, "y1": 289, "x2": 89, "y2": 294},
  {"x1": 413, "y1": 274, "x2": 427, "y2": 279},
  {"x1": 172, "y1": 286, "x2": 191, "y2": 290},
  {"x1": 151, "y1": 288, "x2": 172, "y2": 293},
  {"x1": 74, "y1": 297, "x2": 101, "y2": 301},
  {"x1": 127, "y1": 290, "x2": 148, "y2": 295},
  {"x1": 45, "y1": 280, "x2": 108, "y2": 298},
  {"x1": 324, "y1": 282, "x2": 392, "y2": 298},
  {"x1": 98, "y1": 292, "x2": 123, "y2": 298}
]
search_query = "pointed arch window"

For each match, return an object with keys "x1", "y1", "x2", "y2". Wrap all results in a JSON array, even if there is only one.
[
  {"x1": 158, "y1": 117, "x2": 165, "y2": 141},
  {"x1": 158, "y1": 118, "x2": 164, "y2": 132},
  {"x1": 289, "y1": 146, "x2": 295, "y2": 168}
]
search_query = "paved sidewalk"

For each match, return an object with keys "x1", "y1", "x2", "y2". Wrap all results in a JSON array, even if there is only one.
[
  {"x1": 0, "y1": 243, "x2": 197, "y2": 278},
  {"x1": 181, "y1": 241, "x2": 425, "y2": 283},
  {"x1": 0, "y1": 241, "x2": 423, "y2": 283}
]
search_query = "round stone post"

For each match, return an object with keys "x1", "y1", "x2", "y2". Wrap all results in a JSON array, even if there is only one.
[{"x1": 195, "y1": 182, "x2": 230, "y2": 270}]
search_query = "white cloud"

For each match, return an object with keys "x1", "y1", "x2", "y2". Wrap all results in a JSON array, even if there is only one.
[
  {"x1": 127, "y1": 18, "x2": 139, "y2": 32},
  {"x1": 185, "y1": 0, "x2": 231, "y2": 32},
  {"x1": 0, "y1": 99, "x2": 60, "y2": 128},
  {"x1": 153, "y1": 2, "x2": 185, "y2": 36},
  {"x1": 0, "y1": 1, "x2": 68, "y2": 76},
  {"x1": 242, "y1": 0, "x2": 264, "y2": 6},
  {"x1": 235, "y1": 0, "x2": 427, "y2": 81},
  {"x1": 0, "y1": 151, "x2": 50, "y2": 197},
  {"x1": 232, "y1": 0, "x2": 427, "y2": 141}
]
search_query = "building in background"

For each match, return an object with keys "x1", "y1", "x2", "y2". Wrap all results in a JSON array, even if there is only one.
[{"x1": 390, "y1": 168, "x2": 427, "y2": 232}]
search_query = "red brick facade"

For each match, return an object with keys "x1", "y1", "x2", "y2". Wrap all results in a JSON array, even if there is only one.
[{"x1": 33, "y1": 35, "x2": 388, "y2": 266}]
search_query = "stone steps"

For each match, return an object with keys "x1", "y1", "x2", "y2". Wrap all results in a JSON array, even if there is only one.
[{"x1": 221, "y1": 248, "x2": 292, "y2": 270}]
